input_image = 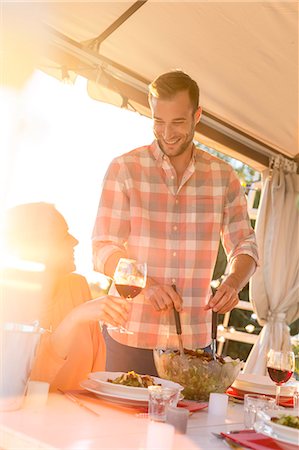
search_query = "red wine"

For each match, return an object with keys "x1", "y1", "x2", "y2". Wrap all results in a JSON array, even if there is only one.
[
  {"x1": 267, "y1": 367, "x2": 293, "y2": 385},
  {"x1": 115, "y1": 284, "x2": 142, "y2": 299}
]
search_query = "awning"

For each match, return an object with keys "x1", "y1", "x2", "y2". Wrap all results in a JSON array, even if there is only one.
[{"x1": 2, "y1": 1, "x2": 298, "y2": 171}]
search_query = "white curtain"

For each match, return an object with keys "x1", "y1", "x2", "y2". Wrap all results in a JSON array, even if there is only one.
[{"x1": 243, "y1": 161, "x2": 299, "y2": 375}]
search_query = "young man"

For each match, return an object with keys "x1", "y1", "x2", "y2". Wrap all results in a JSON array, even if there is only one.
[{"x1": 92, "y1": 71, "x2": 259, "y2": 375}]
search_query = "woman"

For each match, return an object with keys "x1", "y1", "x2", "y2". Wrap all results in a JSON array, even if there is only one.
[{"x1": 3, "y1": 202, "x2": 130, "y2": 392}]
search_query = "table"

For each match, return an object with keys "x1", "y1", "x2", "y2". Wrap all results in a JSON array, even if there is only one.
[{"x1": 0, "y1": 394, "x2": 245, "y2": 449}]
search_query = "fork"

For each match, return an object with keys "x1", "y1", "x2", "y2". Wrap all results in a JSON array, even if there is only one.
[{"x1": 212, "y1": 431, "x2": 253, "y2": 450}]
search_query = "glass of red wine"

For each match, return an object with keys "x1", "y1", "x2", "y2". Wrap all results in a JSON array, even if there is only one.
[
  {"x1": 113, "y1": 258, "x2": 147, "y2": 334},
  {"x1": 267, "y1": 349, "x2": 295, "y2": 408}
]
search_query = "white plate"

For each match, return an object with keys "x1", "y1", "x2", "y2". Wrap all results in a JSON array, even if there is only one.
[
  {"x1": 80, "y1": 379, "x2": 149, "y2": 407},
  {"x1": 87, "y1": 371, "x2": 183, "y2": 400},
  {"x1": 80, "y1": 379, "x2": 184, "y2": 408},
  {"x1": 254, "y1": 410, "x2": 299, "y2": 448},
  {"x1": 232, "y1": 373, "x2": 296, "y2": 397}
]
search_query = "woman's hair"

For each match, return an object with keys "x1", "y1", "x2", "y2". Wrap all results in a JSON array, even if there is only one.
[
  {"x1": 3, "y1": 202, "x2": 68, "y2": 262},
  {"x1": 148, "y1": 70, "x2": 200, "y2": 112}
]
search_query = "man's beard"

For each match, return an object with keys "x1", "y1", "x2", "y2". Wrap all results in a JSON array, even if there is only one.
[{"x1": 156, "y1": 129, "x2": 195, "y2": 158}]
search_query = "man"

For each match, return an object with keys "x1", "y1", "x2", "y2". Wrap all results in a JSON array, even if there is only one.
[{"x1": 92, "y1": 71, "x2": 259, "y2": 375}]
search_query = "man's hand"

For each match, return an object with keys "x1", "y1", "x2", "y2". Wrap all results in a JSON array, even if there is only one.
[
  {"x1": 204, "y1": 281, "x2": 239, "y2": 314},
  {"x1": 143, "y1": 282, "x2": 183, "y2": 312},
  {"x1": 205, "y1": 255, "x2": 257, "y2": 314}
]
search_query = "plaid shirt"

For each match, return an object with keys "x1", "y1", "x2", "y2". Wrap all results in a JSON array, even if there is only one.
[{"x1": 92, "y1": 141, "x2": 258, "y2": 349}]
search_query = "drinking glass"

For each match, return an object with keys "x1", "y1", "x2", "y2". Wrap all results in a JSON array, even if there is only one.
[
  {"x1": 113, "y1": 258, "x2": 147, "y2": 334},
  {"x1": 267, "y1": 349, "x2": 295, "y2": 408},
  {"x1": 243, "y1": 394, "x2": 275, "y2": 428}
]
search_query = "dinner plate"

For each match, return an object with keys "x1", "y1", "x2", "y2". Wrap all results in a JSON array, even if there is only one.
[
  {"x1": 257, "y1": 409, "x2": 299, "y2": 443},
  {"x1": 80, "y1": 379, "x2": 184, "y2": 408},
  {"x1": 80, "y1": 379, "x2": 149, "y2": 407},
  {"x1": 232, "y1": 373, "x2": 296, "y2": 397},
  {"x1": 226, "y1": 386, "x2": 294, "y2": 407},
  {"x1": 254, "y1": 413, "x2": 299, "y2": 449},
  {"x1": 87, "y1": 371, "x2": 183, "y2": 400}
]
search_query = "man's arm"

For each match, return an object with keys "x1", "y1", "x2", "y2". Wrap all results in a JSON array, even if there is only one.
[
  {"x1": 92, "y1": 158, "x2": 130, "y2": 276},
  {"x1": 205, "y1": 254, "x2": 257, "y2": 313}
]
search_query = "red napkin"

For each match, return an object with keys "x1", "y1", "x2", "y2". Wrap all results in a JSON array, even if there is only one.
[
  {"x1": 177, "y1": 399, "x2": 208, "y2": 412},
  {"x1": 226, "y1": 386, "x2": 294, "y2": 408},
  {"x1": 221, "y1": 430, "x2": 297, "y2": 450}
]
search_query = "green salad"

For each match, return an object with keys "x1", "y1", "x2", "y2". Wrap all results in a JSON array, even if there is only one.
[
  {"x1": 154, "y1": 348, "x2": 241, "y2": 401},
  {"x1": 271, "y1": 415, "x2": 299, "y2": 429}
]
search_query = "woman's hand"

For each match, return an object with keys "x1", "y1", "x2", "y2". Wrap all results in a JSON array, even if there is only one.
[
  {"x1": 50, "y1": 296, "x2": 131, "y2": 359},
  {"x1": 71, "y1": 295, "x2": 131, "y2": 329}
]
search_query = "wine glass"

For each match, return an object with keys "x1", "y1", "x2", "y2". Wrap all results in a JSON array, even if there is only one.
[
  {"x1": 267, "y1": 349, "x2": 295, "y2": 408},
  {"x1": 113, "y1": 258, "x2": 147, "y2": 334}
]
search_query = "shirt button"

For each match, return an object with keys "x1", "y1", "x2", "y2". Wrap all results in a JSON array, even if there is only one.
[
  {"x1": 173, "y1": 252, "x2": 177, "y2": 257},
  {"x1": 175, "y1": 199, "x2": 179, "y2": 204},
  {"x1": 171, "y1": 278, "x2": 176, "y2": 284},
  {"x1": 173, "y1": 225, "x2": 177, "y2": 231},
  {"x1": 171, "y1": 175, "x2": 174, "y2": 180}
]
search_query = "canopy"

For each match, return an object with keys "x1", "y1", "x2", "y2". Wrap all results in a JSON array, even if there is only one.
[{"x1": 2, "y1": 1, "x2": 298, "y2": 171}]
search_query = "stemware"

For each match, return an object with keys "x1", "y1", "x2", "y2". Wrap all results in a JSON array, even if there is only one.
[
  {"x1": 113, "y1": 258, "x2": 147, "y2": 334},
  {"x1": 266, "y1": 349, "x2": 295, "y2": 408}
]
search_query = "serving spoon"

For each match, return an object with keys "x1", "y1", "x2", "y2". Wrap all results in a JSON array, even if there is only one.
[
  {"x1": 172, "y1": 284, "x2": 184, "y2": 356},
  {"x1": 210, "y1": 275, "x2": 225, "y2": 360}
]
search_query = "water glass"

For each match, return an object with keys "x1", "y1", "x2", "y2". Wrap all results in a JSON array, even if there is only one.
[
  {"x1": 244, "y1": 394, "x2": 276, "y2": 429},
  {"x1": 148, "y1": 386, "x2": 180, "y2": 422},
  {"x1": 166, "y1": 406, "x2": 189, "y2": 434}
]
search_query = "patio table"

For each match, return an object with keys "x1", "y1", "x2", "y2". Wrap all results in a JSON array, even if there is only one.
[{"x1": 0, "y1": 394, "x2": 245, "y2": 449}]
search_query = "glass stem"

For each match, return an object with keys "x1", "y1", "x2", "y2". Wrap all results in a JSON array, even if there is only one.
[{"x1": 275, "y1": 384, "x2": 281, "y2": 407}]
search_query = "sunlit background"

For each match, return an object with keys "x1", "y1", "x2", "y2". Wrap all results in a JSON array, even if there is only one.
[{"x1": 0, "y1": 70, "x2": 154, "y2": 281}]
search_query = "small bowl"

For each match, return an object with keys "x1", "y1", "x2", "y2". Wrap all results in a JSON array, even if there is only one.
[{"x1": 153, "y1": 348, "x2": 242, "y2": 401}]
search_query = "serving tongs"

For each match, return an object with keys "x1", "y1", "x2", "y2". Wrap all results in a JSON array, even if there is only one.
[
  {"x1": 210, "y1": 275, "x2": 224, "y2": 361},
  {"x1": 172, "y1": 284, "x2": 184, "y2": 356}
]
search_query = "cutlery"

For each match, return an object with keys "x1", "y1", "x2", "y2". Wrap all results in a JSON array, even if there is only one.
[
  {"x1": 210, "y1": 275, "x2": 224, "y2": 360},
  {"x1": 58, "y1": 388, "x2": 101, "y2": 416},
  {"x1": 212, "y1": 430, "x2": 255, "y2": 450},
  {"x1": 172, "y1": 284, "x2": 184, "y2": 356},
  {"x1": 223, "y1": 439, "x2": 247, "y2": 450},
  {"x1": 211, "y1": 310, "x2": 218, "y2": 360}
]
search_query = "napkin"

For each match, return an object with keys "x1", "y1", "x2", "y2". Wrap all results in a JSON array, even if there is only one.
[
  {"x1": 226, "y1": 387, "x2": 294, "y2": 408},
  {"x1": 221, "y1": 430, "x2": 295, "y2": 450},
  {"x1": 177, "y1": 399, "x2": 208, "y2": 413}
]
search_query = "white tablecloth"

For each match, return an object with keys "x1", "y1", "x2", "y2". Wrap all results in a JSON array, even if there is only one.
[{"x1": 0, "y1": 394, "x2": 245, "y2": 449}]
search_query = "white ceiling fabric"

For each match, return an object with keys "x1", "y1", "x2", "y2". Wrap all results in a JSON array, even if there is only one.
[
  {"x1": 2, "y1": 1, "x2": 298, "y2": 163},
  {"x1": 42, "y1": 1, "x2": 298, "y2": 160}
]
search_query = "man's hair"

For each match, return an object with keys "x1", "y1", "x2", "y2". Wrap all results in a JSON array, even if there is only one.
[{"x1": 148, "y1": 70, "x2": 200, "y2": 112}]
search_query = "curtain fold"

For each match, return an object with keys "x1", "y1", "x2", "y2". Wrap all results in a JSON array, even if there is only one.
[{"x1": 243, "y1": 167, "x2": 299, "y2": 375}]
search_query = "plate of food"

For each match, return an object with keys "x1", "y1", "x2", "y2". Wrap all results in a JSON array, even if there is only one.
[
  {"x1": 86, "y1": 370, "x2": 183, "y2": 401},
  {"x1": 254, "y1": 409, "x2": 299, "y2": 449},
  {"x1": 80, "y1": 379, "x2": 149, "y2": 407}
]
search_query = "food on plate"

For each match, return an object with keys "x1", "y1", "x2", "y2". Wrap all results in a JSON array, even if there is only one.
[
  {"x1": 271, "y1": 415, "x2": 299, "y2": 429},
  {"x1": 154, "y1": 348, "x2": 242, "y2": 401},
  {"x1": 107, "y1": 370, "x2": 160, "y2": 388}
]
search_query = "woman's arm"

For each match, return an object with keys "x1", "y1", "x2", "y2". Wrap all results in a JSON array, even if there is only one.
[{"x1": 49, "y1": 295, "x2": 130, "y2": 359}]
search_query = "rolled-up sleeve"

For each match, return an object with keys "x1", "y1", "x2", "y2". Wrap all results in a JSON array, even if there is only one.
[
  {"x1": 221, "y1": 169, "x2": 259, "y2": 266},
  {"x1": 92, "y1": 158, "x2": 130, "y2": 273}
]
